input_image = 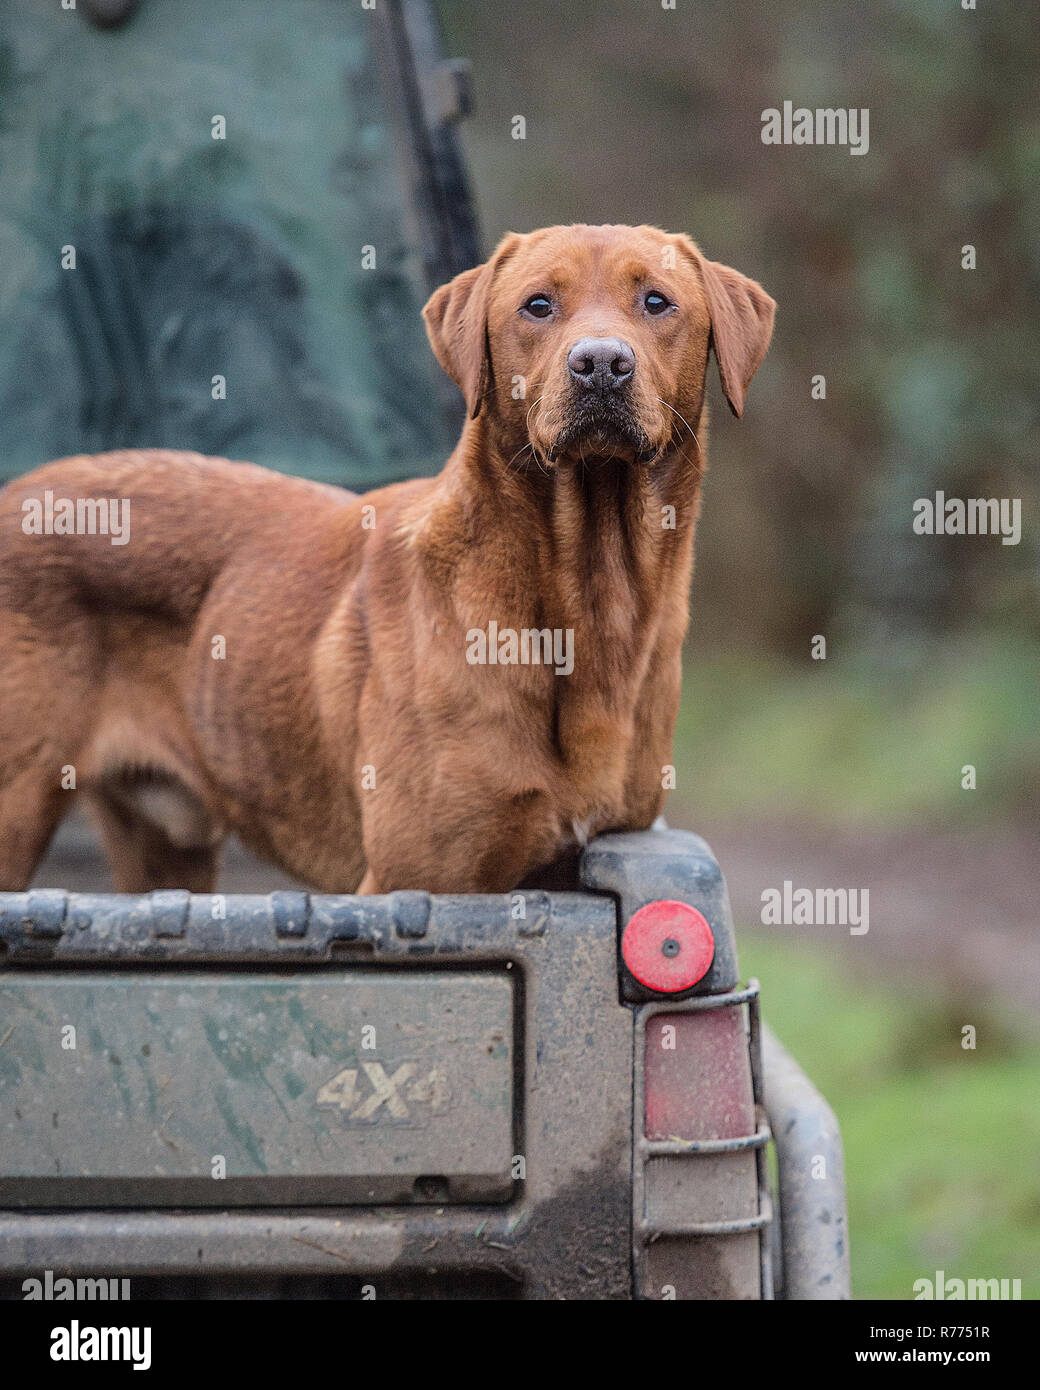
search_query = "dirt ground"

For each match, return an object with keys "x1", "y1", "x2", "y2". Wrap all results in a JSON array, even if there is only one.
[
  {"x1": 693, "y1": 813, "x2": 1040, "y2": 1026},
  {"x1": 30, "y1": 808, "x2": 1040, "y2": 1027}
]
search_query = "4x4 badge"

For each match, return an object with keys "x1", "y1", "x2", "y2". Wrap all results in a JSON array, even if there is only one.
[{"x1": 316, "y1": 1062, "x2": 451, "y2": 1123}]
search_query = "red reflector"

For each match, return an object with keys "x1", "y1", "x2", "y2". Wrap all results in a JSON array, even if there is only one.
[{"x1": 622, "y1": 900, "x2": 715, "y2": 993}]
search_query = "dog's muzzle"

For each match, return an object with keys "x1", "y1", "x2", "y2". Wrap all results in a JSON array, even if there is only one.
[{"x1": 546, "y1": 340, "x2": 654, "y2": 462}]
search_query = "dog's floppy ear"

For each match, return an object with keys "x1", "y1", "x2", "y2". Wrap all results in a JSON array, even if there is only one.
[
  {"x1": 422, "y1": 233, "x2": 522, "y2": 419},
  {"x1": 678, "y1": 237, "x2": 776, "y2": 418}
]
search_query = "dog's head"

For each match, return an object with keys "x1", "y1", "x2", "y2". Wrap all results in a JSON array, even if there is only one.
[{"x1": 423, "y1": 224, "x2": 775, "y2": 466}]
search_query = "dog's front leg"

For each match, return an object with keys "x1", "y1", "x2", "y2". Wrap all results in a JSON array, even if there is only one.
[{"x1": 356, "y1": 868, "x2": 382, "y2": 895}]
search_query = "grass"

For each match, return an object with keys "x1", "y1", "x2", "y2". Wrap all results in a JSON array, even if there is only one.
[
  {"x1": 673, "y1": 635, "x2": 1040, "y2": 828},
  {"x1": 742, "y1": 933, "x2": 1040, "y2": 1300}
]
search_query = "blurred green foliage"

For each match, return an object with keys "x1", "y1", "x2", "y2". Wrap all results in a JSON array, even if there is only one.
[{"x1": 672, "y1": 637, "x2": 1040, "y2": 827}]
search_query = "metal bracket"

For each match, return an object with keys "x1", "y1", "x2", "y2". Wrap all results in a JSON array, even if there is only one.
[
  {"x1": 759, "y1": 1022, "x2": 852, "y2": 1299},
  {"x1": 631, "y1": 983, "x2": 775, "y2": 1300}
]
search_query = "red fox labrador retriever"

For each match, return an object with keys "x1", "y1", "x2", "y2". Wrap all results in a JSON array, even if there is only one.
[{"x1": 0, "y1": 224, "x2": 773, "y2": 895}]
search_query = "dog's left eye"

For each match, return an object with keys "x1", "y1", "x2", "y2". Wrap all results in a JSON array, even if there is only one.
[
  {"x1": 521, "y1": 295, "x2": 554, "y2": 319},
  {"x1": 644, "y1": 291, "x2": 673, "y2": 315}
]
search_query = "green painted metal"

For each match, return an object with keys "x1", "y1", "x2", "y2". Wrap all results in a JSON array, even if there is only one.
[{"x1": 0, "y1": 970, "x2": 513, "y2": 1206}]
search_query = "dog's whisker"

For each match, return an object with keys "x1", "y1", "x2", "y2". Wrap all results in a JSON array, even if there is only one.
[
  {"x1": 524, "y1": 394, "x2": 547, "y2": 444},
  {"x1": 506, "y1": 442, "x2": 536, "y2": 470},
  {"x1": 655, "y1": 397, "x2": 702, "y2": 454}
]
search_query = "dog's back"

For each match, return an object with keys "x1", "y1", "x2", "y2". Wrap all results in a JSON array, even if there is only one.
[
  {"x1": 0, "y1": 450, "x2": 354, "y2": 619},
  {"x1": 0, "y1": 450, "x2": 362, "y2": 891}
]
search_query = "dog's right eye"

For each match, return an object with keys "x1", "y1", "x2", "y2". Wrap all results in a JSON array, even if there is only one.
[
  {"x1": 521, "y1": 295, "x2": 554, "y2": 319},
  {"x1": 644, "y1": 291, "x2": 673, "y2": 315}
]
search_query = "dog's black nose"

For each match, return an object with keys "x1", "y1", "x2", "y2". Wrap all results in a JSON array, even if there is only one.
[{"x1": 567, "y1": 337, "x2": 636, "y2": 391}]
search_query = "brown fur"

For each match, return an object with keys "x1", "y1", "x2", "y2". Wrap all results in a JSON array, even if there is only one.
[{"x1": 0, "y1": 225, "x2": 774, "y2": 894}]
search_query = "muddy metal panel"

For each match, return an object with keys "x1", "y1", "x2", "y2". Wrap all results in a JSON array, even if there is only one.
[
  {"x1": 0, "y1": 887, "x2": 634, "y2": 1299},
  {"x1": 0, "y1": 971, "x2": 513, "y2": 1207},
  {"x1": 0, "y1": 832, "x2": 841, "y2": 1299}
]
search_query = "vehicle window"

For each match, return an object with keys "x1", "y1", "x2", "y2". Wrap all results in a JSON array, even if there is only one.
[{"x1": 0, "y1": 0, "x2": 457, "y2": 487}]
